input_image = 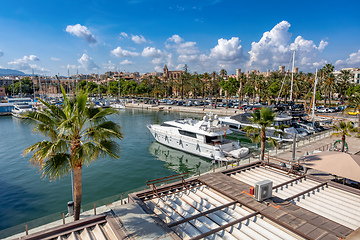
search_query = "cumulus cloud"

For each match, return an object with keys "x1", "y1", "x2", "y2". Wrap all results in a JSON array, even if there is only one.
[
  {"x1": 111, "y1": 47, "x2": 139, "y2": 57},
  {"x1": 142, "y1": 47, "x2": 163, "y2": 58},
  {"x1": 166, "y1": 35, "x2": 199, "y2": 63},
  {"x1": 318, "y1": 40, "x2": 328, "y2": 51},
  {"x1": 8, "y1": 55, "x2": 42, "y2": 71},
  {"x1": 131, "y1": 35, "x2": 147, "y2": 44},
  {"x1": 0, "y1": 50, "x2": 3, "y2": 57},
  {"x1": 248, "y1": 20, "x2": 328, "y2": 71},
  {"x1": 120, "y1": 60, "x2": 134, "y2": 65},
  {"x1": 210, "y1": 37, "x2": 246, "y2": 63},
  {"x1": 66, "y1": 24, "x2": 97, "y2": 44},
  {"x1": 103, "y1": 60, "x2": 116, "y2": 70},
  {"x1": 335, "y1": 49, "x2": 360, "y2": 68},
  {"x1": 78, "y1": 54, "x2": 99, "y2": 71},
  {"x1": 51, "y1": 57, "x2": 61, "y2": 61}
]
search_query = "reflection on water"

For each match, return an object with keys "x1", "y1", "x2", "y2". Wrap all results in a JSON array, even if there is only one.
[{"x1": 148, "y1": 141, "x2": 212, "y2": 175}]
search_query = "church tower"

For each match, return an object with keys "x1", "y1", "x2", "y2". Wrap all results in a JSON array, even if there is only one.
[{"x1": 163, "y1": 65, "x2": 169, "y2": 78}]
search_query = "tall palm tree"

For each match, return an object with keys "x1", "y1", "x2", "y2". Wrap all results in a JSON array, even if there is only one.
[
  {"x1": 337, "y1": 70, "x2": 353, "y2": 104},
  {"x1": 24, "y1": 87, "x2": 123, "y2": 220},
  {"x1": 331, "y1": 120, "x2": 357, "y2": 152},
  {"x1": 243, "y1": 107, "x2": 277, "y2": 161}
]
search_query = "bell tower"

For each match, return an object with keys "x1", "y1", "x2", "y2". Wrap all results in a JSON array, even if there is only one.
[{"x1": 163, "y1": 65, "x2": 169, "y2": 78}]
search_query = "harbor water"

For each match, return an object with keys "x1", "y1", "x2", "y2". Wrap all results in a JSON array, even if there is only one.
[{"x1": 0, "y1": 109, "x2": 263, "y2": 232}]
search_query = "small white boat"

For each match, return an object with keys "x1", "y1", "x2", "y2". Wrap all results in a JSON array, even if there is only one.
[
  {"x1": 147, "y1": 113, "x2": 249, "y2": 162},
  {"x1": 11, "y1": 103, "x2": 35, "y2": 118},
  {"x1": 110, "y1": 103, "x2": 125, "y2": 109}
]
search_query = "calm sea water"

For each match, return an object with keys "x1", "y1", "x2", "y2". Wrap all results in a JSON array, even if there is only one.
[{"x1": 0, "y1": 109, "x2": 259, "y2": 231}]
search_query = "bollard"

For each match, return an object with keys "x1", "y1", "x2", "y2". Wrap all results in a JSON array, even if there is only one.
[
  {"x1": 25, "y1": 225, "x2": 28, "y2": 235},
  {"x1": 94, "y1": 203, "x2": 96, "y2": 215},
  {"x1": 199, "y1": 170, "x2": 200, "y2": 176},
  {"x1": 63, "y1": 213, "x2": 65, "y2": 224}
]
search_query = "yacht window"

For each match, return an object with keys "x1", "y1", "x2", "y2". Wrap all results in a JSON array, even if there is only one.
[
  {"x1": 161, "y1": 123, "x2": 178, "y2": 128},
  {"x1": 229, "y1": 125, "x2": 239, "y2": 129},
  {"x1": 205, "y1": 135, "x2": 219, "y2": 143},
  {"x1": 178, "y1": 130, "x2": 197, "y2": 138}
]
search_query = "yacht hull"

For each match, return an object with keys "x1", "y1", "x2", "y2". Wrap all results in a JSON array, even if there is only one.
[{"x1": 147, "y1": 125, "x2": 249, "y2": 162}]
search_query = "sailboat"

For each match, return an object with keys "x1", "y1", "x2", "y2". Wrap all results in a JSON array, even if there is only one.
[{"x1": 110, "y1": 72, "x2": 125, "y2": 109}]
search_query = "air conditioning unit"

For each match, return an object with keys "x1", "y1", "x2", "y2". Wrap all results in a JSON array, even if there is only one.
[{"x1": 254, "y1": 180, "x2": 273, "y2": 201}]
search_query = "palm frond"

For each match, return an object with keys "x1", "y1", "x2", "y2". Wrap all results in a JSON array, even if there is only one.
[{"x1": 41, "y1": 153, "x2": 70, "y2": 179}]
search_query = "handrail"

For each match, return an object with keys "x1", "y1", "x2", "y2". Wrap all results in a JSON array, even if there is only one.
[{"x1": 146, "y1": 172, "x2": 189, "y2": 186}]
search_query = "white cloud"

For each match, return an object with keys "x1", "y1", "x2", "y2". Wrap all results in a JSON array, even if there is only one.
[
  {"x1": 335, "y1": 49, "x2": 360, "y2": 68},
  {"x1": 142, "y1": 47, "x2": 163, "y2": 58},
  {"x1": 24, "y1": 55, "x2": 39, "y2": 61},
  {"x1": 111, "y1": 47, "x2": 139, "y2": 57},
  {"x1": 29, "y1": 64, "x2": 50, "y2": 73},
  {"x1": 78, "y1": 54, "x2": 99, "y2": 71},
  {"x1": 103, "y1": 60, "x2": 116, "y2": 70},
  {"x1": 154, "y1": 66, "x2": 162, "y2": 72},
  {"x1": 120, "y1": 60, "x2": 134, "y2": 65},
  {"x1": 166, "y1": 34, "x2": 199, "y2": 63},
  {"x1": 66, "y1": 64, "x2": 78, "y2": 70},
  {"x1": 120, "y1": 32, "x2": 128, "y2": 38},
  {"x1": 66, "y1": 24, "x2": 97, "y2": 44},
  {"x1": 210, "y1": 37, "x2": 246, "y2": 63},
  {"x1": 0, "y1": 50, "x2": 3, "y2": 57},
  {"x1": 8, "y1": 55, "x2": 41, "y2": 71},
  {"x1": 131, "y1": 35, "x2": 147, "y2": 44},
  {"x1": 318, "y1": 40, "x2": 328, "y2": 51},
  {"x1": 51, "y1": 57, "x2": 61, "y2": 61},
  {"x1": 166, "y1": 34, "x2": 184, "y2": 46},
  {"x1": 248, "y1": 20, "x2": 327, "y2": 71}
]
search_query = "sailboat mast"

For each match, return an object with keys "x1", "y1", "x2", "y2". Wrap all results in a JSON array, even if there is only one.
[
  {"x1": 312, "y1": 69, "x2": 318, "y2": 121},
  {"x1": 290, "y1": 50, "x2": 295, "y2": 102},
  {"x1": 32, "y1": 69, "x2": 35, "y2": 99}
]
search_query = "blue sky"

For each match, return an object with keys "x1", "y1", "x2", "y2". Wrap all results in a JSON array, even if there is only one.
[{"x1": 0, "y1": 0, "x2": 359, "y2": 76}]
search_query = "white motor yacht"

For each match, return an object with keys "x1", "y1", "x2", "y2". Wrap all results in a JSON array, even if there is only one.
[
  {"x1": 11, "y1": 103, "x2": 35, "y2": 118},
  {"x1": 147, "y1": 114, "x2": 249, "y2": 162},
  {"x1": 219, "y1": 113, "x2": 307, "y2": 142}
]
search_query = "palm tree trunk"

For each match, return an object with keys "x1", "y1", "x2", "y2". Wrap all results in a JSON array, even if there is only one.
[
  {"x1": 341, "y1": 135, "x2": 345, "y2": 152},
  {"x1": 73, "y1": 165, "x2": 82, "y2": 220},
  {"x1": 261, "y1": 130, "x2": 266, "y2": 161}
]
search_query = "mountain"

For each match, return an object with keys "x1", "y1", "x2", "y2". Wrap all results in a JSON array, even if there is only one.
[{"x1": 0, "y1": 68, "x2": 26, "y2": 76}]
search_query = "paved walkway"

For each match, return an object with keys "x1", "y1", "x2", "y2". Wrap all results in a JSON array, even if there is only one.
[{"x1": 271, "y1": 132, "x2": 360, "y2": 161}]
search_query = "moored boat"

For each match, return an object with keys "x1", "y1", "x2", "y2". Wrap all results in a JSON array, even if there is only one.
[
  {"x1": 11, "y1": 103, "x2": 35, "y2": 118},
  {"x1": 147, "y1": 113, "x2": 249, "y2": 162},
  {"x1": 219, "y1": 113, "x2": 307, "y2": 142}
]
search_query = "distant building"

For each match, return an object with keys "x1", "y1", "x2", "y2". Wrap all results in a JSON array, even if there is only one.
[
  {"x1": 163, "y1": 65, "x2": 184, "y2": 79},
  {"x1": 333, "y1": 68, "x2": 360, "y2": 85}
]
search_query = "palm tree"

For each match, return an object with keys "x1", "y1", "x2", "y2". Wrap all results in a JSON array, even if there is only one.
[
  {"x1": 331, "y1": 120, "x2": 357, "y2": 152},
  {"x1": 243, "y1": 107, "x2": 277, "y2": 161},
  {"x1": 349, "y1": 92, "x2": 360, "y2": 127},
  {"x1": 337, "y1": 70, "x2": 353, "y2": 104},
  {"x1": 24, "y1": 87, "x2": 123, "y2": 220}
]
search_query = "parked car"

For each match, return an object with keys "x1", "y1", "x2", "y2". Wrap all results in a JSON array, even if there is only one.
[{"x1": 348, "y1": 110, "x2": 359, "y2": 115}]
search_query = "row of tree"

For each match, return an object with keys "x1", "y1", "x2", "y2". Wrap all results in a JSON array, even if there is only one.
[{"x1": 3, "y1": 64, "x2": 360, "y2": 109}]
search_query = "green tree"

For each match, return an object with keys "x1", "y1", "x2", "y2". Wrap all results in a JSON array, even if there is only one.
[
  {"x1": 220, "y1": 77, "x2": 239, "y2": 109},
  {"x1": 331, "y1": 120, "x2": 357, "y2": 152},
  {"x1": 337, "y1": 70, "x2": 353, "y2": 103},
  {"x1": 348, "y1": 92, "x2": 360, "y2": 127},
  {"x1": 24, "y1": 87, "x2": 123, "y2": 220},
  {"x1": 243, "y1": 107, "x2": 278, "y2": 161}
]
